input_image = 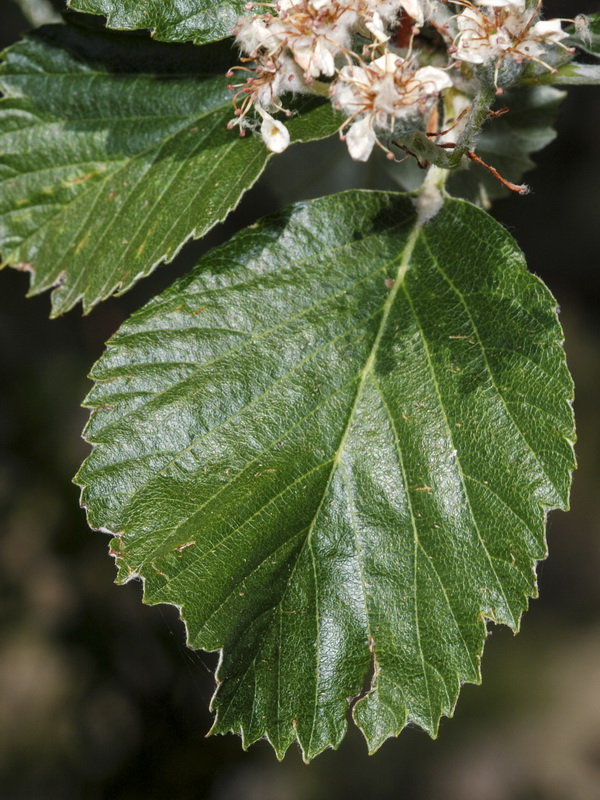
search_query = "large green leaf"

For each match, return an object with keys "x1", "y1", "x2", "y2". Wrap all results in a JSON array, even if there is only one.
[
  {"x1": 0, "y1": 25, "x2": 336, "y2": 315},
  {"x1": 68, "y1": 0, "x2": 246, "y2": 45},
  {"x1": 76, "y1": 192, "x2": 575, "y2": 760}
]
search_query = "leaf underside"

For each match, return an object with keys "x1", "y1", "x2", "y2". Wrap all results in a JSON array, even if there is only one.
[
  {"x1": 68, "y1": 0, "x2": 247, "y2": 45},
  {"x1": 76, "y1": 191, "x2": 575, "y2": 760},
  {"x1": 0, "y1": 25, "x2": 337, "y2": 315},
  {"x1": 526, "y1": 62, "x2": 600, "y2": 86}
]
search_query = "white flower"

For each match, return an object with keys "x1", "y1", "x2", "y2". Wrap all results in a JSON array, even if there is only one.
[
  {"x1": 278, "y1": 0, "x2": 358, "y2": 78},
  {"x1": 456, "y1": 7, "x2": 512, "y2": 65},
  {"x1": 227, "y1": 50, "x2": 308, "y2": 143},
  {"x1": 279, "y1": 0, "x2": 336, "y2": 11},
  {"x1": 412, "y1": 64, "x2": 453, "y2": 94},
  {"x1": 277, "y1": 0, "x2": 302, "y2": 11},
  {"x1": 262, "y1": 54, "x2": 307, "y2": 106},
  {"x1": 235, "y1": 16, "x2": 279, "y2": 55},
  {"x1": 365, "y1": 11, "x2": 390, "y2": 43},
  {"x1": 363, "y1": 0, "x2": 429, "y2": 28},
  {"x1": 511, "y1": 19, "x2": 567, "y2": 63},
  {"x1": 455, "y1": 4, "x2": 567, "y2": 75},
  {"x1": 529, "y1": 18, "x2": 568, "y2": 44},
  {"x1": 373, "y1": 51, "x2": 403, "y2": 74},
  {"x1": 346, "y1": 115, "x2": 378, "y2": 160},
  {"x1": 258, "y1": 108, "x2": 291, "y2": 152},
  {"x1": 373, "y1": 0, "x2": 404, "y2": 24},
  {"x1": 473, "y1": 0, "x2": 525, "y2": 9},
  {"x1": 292, "y1": 35, "x2": 338, "y2": 77},
  {"x1": 400, "y1": 0, "x2": 427, "y2": 27},
  {"x1": 332, "y1": 52, "x2": 452, "y2": 161}
]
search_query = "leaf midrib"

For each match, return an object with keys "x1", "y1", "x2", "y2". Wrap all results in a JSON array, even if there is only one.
[
  {"x1": 106, "y1": 213, "x2": 422, "y2": 756},
  {"x1": 287, "y1": 218, "x2": 422, "y2": 752},
  {"x1": 87, "y1": 218, "x2": 418, "y2": 443}
]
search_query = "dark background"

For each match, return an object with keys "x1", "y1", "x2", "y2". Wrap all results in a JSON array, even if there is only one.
[{"x1": 1, "y1": 2, "x2": 599, "y2": 798}]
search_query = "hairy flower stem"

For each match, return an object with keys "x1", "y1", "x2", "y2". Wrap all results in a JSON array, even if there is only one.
[
  {"x1": 413, "y1": 164, "x2": 448, "y2": 224},
  {"x1": 446, "y1": 86, "x2": 496, "y2": 168},
  {"x1": 421, "y1": 163, "x2": 449, "y2": 192}
]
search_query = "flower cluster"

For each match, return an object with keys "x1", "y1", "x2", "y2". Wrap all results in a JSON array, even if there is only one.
[
  {"x1": 331, "y1": 53, "x2": 451, "y2": 160},
  {"x1": 455, "y1": 0, "x2": 570, "y2": 85},
  {"x1": 227, "y1": 0, "x2": 575, "y2": 162}
]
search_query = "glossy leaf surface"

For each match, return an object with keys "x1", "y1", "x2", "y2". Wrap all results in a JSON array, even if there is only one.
[
  {"x1": 0, "y1": 25, "x2": 336, "y2": 315},
  {"x1": 77, "y1": 192, "x2": 575, "y2": 759},
  {"x1": 68, "y1": 0, "x2": 246, "y2": 44}
]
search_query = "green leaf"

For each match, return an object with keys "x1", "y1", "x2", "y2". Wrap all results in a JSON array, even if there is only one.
[
  {"x1": 0, "y1": 25, "x2": 337, "y2": 315},
  {"x1": 76, "y1": 191, "x2": 575, "y2": 760},
  {"x1": 68, "y1": 0, "x2": 246, "y2": 45},
  {"x1": 529, "y1": 62, "x2": 600, "y2": 86},
  {"x1": 447, "y1": 86, "x2": 565, "y2": 205},
  {"x1": 566, "y1": 14, "x2": 600, "y2": 58}
]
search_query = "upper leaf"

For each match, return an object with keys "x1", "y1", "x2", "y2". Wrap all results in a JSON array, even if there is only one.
[
  {"x1": 67, "y1": 0, "x2": 246, "y2": 45},
  {"x1": 76, "y1": 191, "x2": 575, "y2": 760},
  {"x1": 0, "y1": 25, "x2": 337, "y2": 315}
]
